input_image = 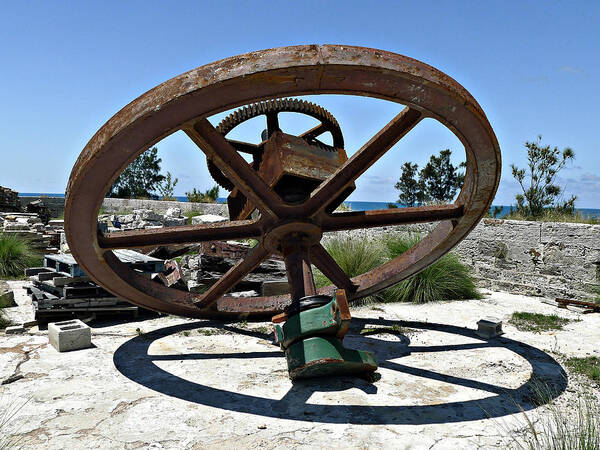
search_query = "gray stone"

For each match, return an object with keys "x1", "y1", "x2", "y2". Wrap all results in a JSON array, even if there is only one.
[
  {"x1": 133, "y1": 209, "x2": 162, "y2": 221},
  {"x1": 118, "y1": 214, "x2": 135, "y2": 224},
  {"x1": 163, "y1": 217, "x2": 187, "y2": 227},
  {"x1": 3, "y1": 222, "x2": 29, "y2": 231},
  {"x1": 165, "y1": 207, "x2": 182, "y2": 218},
  {"x1": 48, "y1": 319, "x2": 92, "y2": 352}
]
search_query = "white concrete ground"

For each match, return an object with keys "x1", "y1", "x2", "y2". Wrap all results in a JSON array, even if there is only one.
[{"x1": 1, "y1": 281, "x2": 599, "y2": 449}]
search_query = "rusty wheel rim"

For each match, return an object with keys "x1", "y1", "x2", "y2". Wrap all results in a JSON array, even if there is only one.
[{"x1": 65, "y1": 44, "x2": 501, "y2": 319}]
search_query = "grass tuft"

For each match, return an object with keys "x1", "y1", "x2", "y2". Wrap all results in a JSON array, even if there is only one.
[
  {"x1": 565, "y1": 356, "x2": 600, "y2": 384},
  {"x1": 509, "y1": 311, "x2": 573, "y2": 333},
  {"x1": 315, "y1": 234, "x2": 480, "y2": 304},
  {"x1": 384, "y1": 235, "x2": 481, "y2": 303},
  {"x1": 314, "y1": 236, "x2": 388, "y2": 304},
  {"x1": 0, "y1": 234, "x2": 39, "y2": 279},
  {"x1": 510, "y1": 390, "x2": 600, "y2": 449}
]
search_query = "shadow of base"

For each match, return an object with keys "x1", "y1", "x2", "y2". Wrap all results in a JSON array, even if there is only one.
[{"x1": 113, "y1": 318, "x2": 567, "y2": 425}]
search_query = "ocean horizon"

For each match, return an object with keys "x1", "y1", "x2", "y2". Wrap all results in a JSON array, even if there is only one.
[{"x1": 19, "y1": 193, "x2": 600, "y2": 219}]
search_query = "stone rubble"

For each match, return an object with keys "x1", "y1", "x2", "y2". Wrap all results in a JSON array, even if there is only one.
[
  {"x1": 0, "y1": 212, "x2": 63, "y2": 253},
  {"x1": 180, "y1": 243, "x2": 288, "y2": 295},
  {"x1": 97, "y1": 208, "x2": 218, "y2": 231}
]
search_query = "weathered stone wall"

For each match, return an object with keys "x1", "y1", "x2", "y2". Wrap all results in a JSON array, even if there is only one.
[
  {"x1": 14, "y1": 197, "x2": 228, "y2": 218},
  {"x1": 330, "y1": 219, "x2": 600, "y2": 301},
  {"x1": 101, "y1": 198, "x2": 228, "y2": 216}
]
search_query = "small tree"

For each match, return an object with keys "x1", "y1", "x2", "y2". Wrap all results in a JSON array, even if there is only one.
[
  {"x1": 420, "y1": 149, "x2": 465, "y2": 202},
  {"x1": 511, "y1": 136, "x2": 575, "y2": 218},
  {"x1": 394, "y1": 149, "x2": 464, "y2": 205},
  {"x1": 109, "y1": 147, "x2": 165, "y2": 199},
  {"x1": 186, "y1": 185, "x2": 220, "y2": 203},
  {"x1": 157, "y1": 171, "x2": 179, "y2": 201},
  {"x1": 395, "y1": 162, "x2": 426, "y2": 206}
]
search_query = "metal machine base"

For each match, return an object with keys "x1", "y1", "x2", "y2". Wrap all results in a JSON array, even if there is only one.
[{"x1": 273, "y1": 292, "x2": 377, "y2": 380}]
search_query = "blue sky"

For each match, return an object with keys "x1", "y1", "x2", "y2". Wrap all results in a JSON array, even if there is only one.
[{"x1": 1, "y1": 1, "x2": 598, "y2": 207}]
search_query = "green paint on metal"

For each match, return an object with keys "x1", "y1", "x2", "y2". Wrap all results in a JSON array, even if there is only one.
[
  {"x1": 276, "y1": 299, "x2": 341, "y2": 349},
  {"x1": 275, "y1": 296, "x2": 377, "y2": 379},
  {"x1": 286, "y1": 336, "x2": 377, "y2": 379}
]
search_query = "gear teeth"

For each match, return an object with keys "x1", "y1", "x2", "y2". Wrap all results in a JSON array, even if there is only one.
[
  {"x1": 211, "y1": 97, "x2": 344, "y2": 191},
  {"x1": 216, "y1": 97, "x2": 343, "y2": 145}
]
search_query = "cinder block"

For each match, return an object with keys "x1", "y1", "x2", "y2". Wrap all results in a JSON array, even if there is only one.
[
  {"x1": 48, "y1": 319, "x2": 92, "y2": 352},
  {"x1": 476, "y1": 317, "x2": 503, "y2": 339}
]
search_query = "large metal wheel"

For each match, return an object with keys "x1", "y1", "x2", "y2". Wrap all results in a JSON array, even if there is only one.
[{"x1": 65, "y1": 45, "x2": 501, "y2": 320}]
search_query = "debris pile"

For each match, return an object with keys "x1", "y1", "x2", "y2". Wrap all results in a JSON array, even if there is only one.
[
  {"x1": 26, "y1": 251, "x2": 164, "y2": 327},
  {"x1": 98, "y1": 207, "x2": 191, "y2": 231},
  {"x1": 0, "y1": 212, "x2": 63, "y2": 253},
  {"x1": 181, "y1": 240, "x2": 289, "y2": 297},
  {"x1": 0, "y1": 186, "x2": 20, "y2": 212}
]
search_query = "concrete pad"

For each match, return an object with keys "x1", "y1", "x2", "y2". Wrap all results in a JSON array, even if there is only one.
[{"x1": 0, "y1": 290, "x2": 598, "y2": 449}]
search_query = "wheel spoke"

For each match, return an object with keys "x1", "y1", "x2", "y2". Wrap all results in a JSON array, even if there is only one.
[
  {"x1": 226, "y1": 139, "x2": 262, "y2": 155},
  {"x1": 319, "y1": 204, "x2": 464, "y2": 232},
  {"x1": 194, "y1": 244, "x2": 271, "y2": 308},
  {"x1": 302, "y1": 107, "x2": 423, "y2": 216},
  {"x1": 266, "y1": 111, "x2": 279, "y2": 137},
  {"x1": 299, "y1": 123, "x2": 327, "y2": 141},
  {"x1": 185, "y1": 118, "x2": 284, "y2": 217},
  {"x1": 98, "y1": 220, "x2": 262, "y2": 249},
  {"x1": 310, "y1": 243, "x2": 357, "y2": 292}
]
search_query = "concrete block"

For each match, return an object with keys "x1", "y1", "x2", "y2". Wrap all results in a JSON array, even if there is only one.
[
  {"x1": 5, "y1": 324, "x2": 25, "y2": 334},
  {"x1": 48, "y1": 319, "x2": 92, "y2": 352},
  {"x1": 476, "y1": 317, "x2": 503, "y2": 339}
]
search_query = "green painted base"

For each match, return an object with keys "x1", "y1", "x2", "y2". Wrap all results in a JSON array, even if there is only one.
[{"x1": 285, "y1": 336, "x2": 377, "y2": 380}]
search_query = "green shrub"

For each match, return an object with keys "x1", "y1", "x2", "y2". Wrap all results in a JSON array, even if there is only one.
[
  {"x1": 0, "y1": 234, "x2": 39, "y2": 279},
  {"x1": 506, "y1": 209, "x2": 600, "y2": 225},
  {"x1": 315, "y1": 234, "x2": 480, "y2": 304},
  {"x1": 314, "y1": 236, "x2": 388, "y2": 304},
  {"x1": 186, "y1": 186, "x2": 219, "y2": 203},
  {"x1": 383, "y1": 235, "x2": 481, "y2": 303}
]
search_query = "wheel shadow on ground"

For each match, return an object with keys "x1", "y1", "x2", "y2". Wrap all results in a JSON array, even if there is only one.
[{"x1": 113, "y1": 318, "x2": 567, "y2": 425}]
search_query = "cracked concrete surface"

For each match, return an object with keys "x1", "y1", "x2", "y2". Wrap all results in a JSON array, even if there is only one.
[{"x1": 1, "y1": 283, "x2": 599, "y2": 449}]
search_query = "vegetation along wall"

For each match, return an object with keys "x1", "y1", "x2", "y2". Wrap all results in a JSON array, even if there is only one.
[{"x1": 333, "y1": 218, "x2": 600, "y2": 301}]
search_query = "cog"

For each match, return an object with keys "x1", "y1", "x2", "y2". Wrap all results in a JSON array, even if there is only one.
[{"x1": 208, "y1": 98, "x2": 344, "y2": 191}]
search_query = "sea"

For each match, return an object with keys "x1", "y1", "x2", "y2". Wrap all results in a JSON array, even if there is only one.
[{"x1": 20, "y1": 193, "x2": 600, "y2": 219}]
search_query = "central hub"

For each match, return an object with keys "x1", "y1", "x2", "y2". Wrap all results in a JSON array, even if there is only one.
[{"x1": 262, "y1": 221, "x2": 322, "y2": 254}]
